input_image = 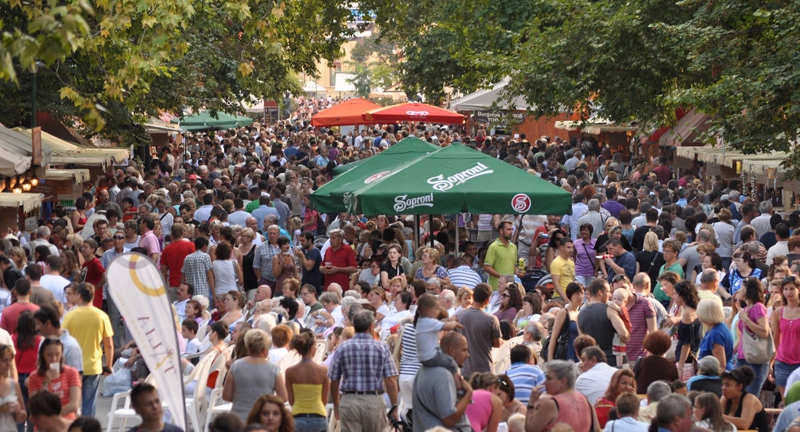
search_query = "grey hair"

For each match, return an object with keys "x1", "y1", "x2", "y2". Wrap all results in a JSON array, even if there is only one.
[
  {"x1": 36, "y1": 226, "x2": 50, "y2": 237},
  {"x1": 746, "y1": 241, "x2": 760, "y2": 256},
  {"x1": 588, "y1": 199, "x2": 601, "y2": 211},
  {"x1": 341, "y1": 296, "x2": 359, "y2": 310},
  {"x1": 441, "y1": 289, "x2": 455, "y2": 304},
  {"x1": 700, "y1": 268, "x2": 720, "y2": 284},
  {"x1": 759, "y1": 200, "x2": 772, "y2": 213},
  {"x1": 524, "y1": 322, "x2": 543, "y2": 341},
  {"x1": 328, "y1": 228, "x2": 344, "y2": 238},
  {"x1": 697, "y1": 229, "x2": 711, "y2": 242},
  {"x1": 319, "y1": 291, "x2": 340, "y2": 305},
  {"x1": 427, "y1": 277, "x2": 441, "y2": 288},
  {"x1": 655, "y1": 394, "x2": 691, "y2": 427},
  {"x1": 697, "y1": 355, "x2": 720, "y2": 376},
  {"x1": 344, "y1": 289, "x2": 361, "y2": 299},
  {"x1": 352, "y1": 310, "x2": 375, "y2": 332},
  {"x1": 647, "y1": 381, "x2": 672, "y2": 402},
  {"x1": 545, "y1": 360, "x2": 577, "y2": 389}
]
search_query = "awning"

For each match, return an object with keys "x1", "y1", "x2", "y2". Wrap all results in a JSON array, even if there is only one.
[
  {"x1": 311, "y1": 97, "x2": 382, "y2": 127},
  {"x1": 658, "y1": 108, "x2": 712, "y2": 147},
  {"x1": 675, "y1": 145, "x2": 792, "y2": 176},
  {"x1": 450, "y1": 78, "x2": 532, "y2": 112},
  {"x1": 555, "y1": 119, "x2": 638, "y2": 134},
  {"x1": 0, "y1": 193, "x2": 42, "y2": 212},
  {"x1": 303, "y1": 81, "x2": 327, "y2": 93},
  {"x1": 647, "y1": 108, "x2": 688, "y2": 143},
  {"x1": 13, "y1": 128, "x2": 129, "y2": 164},
  {"x1": 334, "y1": 73, "x2": 356, "y2": 93},
  {"x1": 45, "y1": 169, "x2": 91, "y2": 183},
  {"x1": 0, "y1": 124, "x2": 52, "y2": 169}
]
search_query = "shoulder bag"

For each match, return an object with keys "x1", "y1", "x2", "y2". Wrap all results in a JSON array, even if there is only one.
[
  {"x1": 742, "y1": 312, "x2": 775, "y2": 364},
  {"x1": 553, "y1": 309, "x2": 572, "y2": 361}
]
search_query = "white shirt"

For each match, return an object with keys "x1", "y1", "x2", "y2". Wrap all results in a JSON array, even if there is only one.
[
  {"x1": 603, "y1": 417, "x2": 650, "y2": 432},
  {"x1": 767, "y1": 240, "x2": 789, "y2": 266},
  {"x1": 40, "y1": 274, "x2": 69, "y2": 305},
  {"x1": 575, "y1": 362, "x2": 617, "y2": 405},
  {"x1": 268, "y1": 347, "x2": 289, "y2": 365},
  {"x1": 174, "y1": 299, "x2": 189, "y2": 322},
  {"x1": 750, "y1": 214, "x2": 773, "y2": 239},
  {"x1": 184, "y1": 337, "x2": 202, "y2": 356}
]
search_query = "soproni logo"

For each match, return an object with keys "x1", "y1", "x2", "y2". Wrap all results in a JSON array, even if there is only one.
[
  {"x1": 394, "y1": 194, "x2": 434, "y2": 212},
  {"x1": 364, "y1": 171, "x2": 390, "y2": 184},
  {"x1": 511, "y1": 194, "x2": 532, "y2": 213},
  {"x1": 406, "y1": 110, "x2": 429, "y2": 117},
  {"x1": 427, "y1": 163, "x2": 493, "y2": 191}
]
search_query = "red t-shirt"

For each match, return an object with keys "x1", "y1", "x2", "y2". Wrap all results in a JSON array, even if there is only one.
[
  {"x1": 161, "y1": 239, "x2": 196, "y2": 287},
  {"x1": 27, "y1": 366, "x2": 81, "y2": 420},
  {"x1": 12, "y1": 334, "x2": 41, "y2": 374},
  {"x1": 0, "y1": 302, "x2": 39, "y2": 334},
  {"x1": 81, "y1": 258, "x2": 106, "y2": 308},
  {"x1": 323, "y1": 245, "x2": 357, "y2": 290}
]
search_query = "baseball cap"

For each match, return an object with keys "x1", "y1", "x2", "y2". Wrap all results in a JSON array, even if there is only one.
[{"x1": 188, "y1": 174, "x2": 198, "y2": 180}]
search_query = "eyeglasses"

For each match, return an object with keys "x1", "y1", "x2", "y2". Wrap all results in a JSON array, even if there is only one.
[
  {"x1": 113, "y1": 236, "x2": 125, "y2": 240},
  {"x1": 500, "y1": 294, "x2": 510, "y2": 298},
  {"x1": 612, "y1": 275, "x2": 630, "y2": 282}
]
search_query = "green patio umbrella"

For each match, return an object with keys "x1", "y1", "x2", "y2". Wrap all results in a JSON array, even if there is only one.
[
  {"x1": 310, "y1": 137, "x2": 440, "y2": 213},
  {"x1": 332, "y1": 158, "x2": 366, "y2": 174},
  {"x1": 343, "y1": 143, "x2": 573, "y2": 216},
  {"x1": 171, "y1": 111, "x2": 253, "y2": 130}
]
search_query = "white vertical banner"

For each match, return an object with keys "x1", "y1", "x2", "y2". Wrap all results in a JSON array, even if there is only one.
[{"x1": 107, "y1": 252, "x2": 186, "y2": 430}]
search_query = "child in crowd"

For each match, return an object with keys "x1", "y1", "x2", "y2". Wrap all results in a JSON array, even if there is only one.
[
  {"x1": 182, "y1": 319, "x2": 202, "y2": 357},
  {"x1": 185, "y1": 299, "x2": 205, "y2": 325},
  {"x1": 414, "y1": 294, "x2": 463, "y2": 377},
  {"x1": 608, "y1": 288, "x2": 632, "y2": 367}
]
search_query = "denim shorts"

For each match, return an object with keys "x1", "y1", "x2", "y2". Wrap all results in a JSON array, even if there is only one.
[{"x1": 774, "y1": 361, "x2": 800, "y2": 387}]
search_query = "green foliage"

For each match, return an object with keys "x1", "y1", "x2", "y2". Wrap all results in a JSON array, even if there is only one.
[
  {"x1": 0, "y1": 0, "x2": 361, "y2": 145},
  {"x1": 347, "y1": 63, "x2": 372, "y2": 98}
]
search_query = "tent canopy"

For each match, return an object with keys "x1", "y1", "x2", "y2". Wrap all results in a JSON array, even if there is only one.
[
  {"x1": 310, "y1": 137, "x2": 440, "y2": 213},
  {"x1": 170, "y1": 111, "x2": 253, "y2": 131},
  {"x1": 362, "y1": 102, "x2": 465, "y2": 124},
  {"x1": 303, "y1": 81, "x2": 327, "y2": 93},
  {"x1": 45, "y1": 168, "x2": 91, "y2": 183},
  {"x1": 0, "y1": 193, "x2": 41, "y2": 212},
  {"x1": 450, "y1": 78, "x2": 532, "y2": 112},
  {"x1": 343, "y1": 143, "x2": 572, "y2": 216},
  {"x1": 311, "y1": 98, "x2": 382, "y2": 127},
  {"x1": 15, "y1": 128, "x2": 129, "y2": 165},
  {"x1": 0, "y1": 124, "x2": 53, "y2": 176}
]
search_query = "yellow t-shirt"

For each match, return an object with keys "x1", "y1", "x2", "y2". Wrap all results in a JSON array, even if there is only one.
[
  {"x1": 550, "y1": 255, "x2": 575, "y2": 298},
  {"x1": 62, "y1": 306, "x2": 113, "y2": 375},
  {"x1": 485, "y1": 239, "x2": 518, "y2": 290}
]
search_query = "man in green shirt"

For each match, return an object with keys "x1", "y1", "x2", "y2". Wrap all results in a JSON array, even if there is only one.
[{"x1": 483, "y1": 220, "x2": 518, "y2": 290}]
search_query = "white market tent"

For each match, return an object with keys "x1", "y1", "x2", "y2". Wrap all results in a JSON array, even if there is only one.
[
  {"x1": 303, "y1": 81, "x2": 327, "y2": 93},
  {"x1": 450, "y1": 78, "x2": 532, "y2": 112},
  {"x1": 0, "y1": 124, "x2": 53, "y2": 176}
]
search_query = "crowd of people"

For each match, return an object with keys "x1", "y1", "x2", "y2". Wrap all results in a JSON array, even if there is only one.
[{"x1": 0, "y1": 95, "x2": 799, "y2": 432}]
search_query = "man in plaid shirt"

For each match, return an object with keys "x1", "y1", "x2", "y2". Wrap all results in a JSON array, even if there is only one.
[
  {"x1": 329, "y1": 310, "x2": 399, "y2": 431},
  {"x1": 181, "y1": 237, "x2": 215, "y2": 301}
]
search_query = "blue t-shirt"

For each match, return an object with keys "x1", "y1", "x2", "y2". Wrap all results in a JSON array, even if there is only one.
[
  {"x1": 699, "y1": 323, "x2": 735, "y2": 370},
  {"x1": 608, "y1": 251, "x2": 637, "y2": 282}
]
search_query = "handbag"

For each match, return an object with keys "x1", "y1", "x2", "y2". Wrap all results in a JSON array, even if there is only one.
[
  {"x1": 742, "y1": 319, "x2": 775, "y2": 364},
  {"x1": 553, "y1": 310, "x2": 572, "y2": 361}
]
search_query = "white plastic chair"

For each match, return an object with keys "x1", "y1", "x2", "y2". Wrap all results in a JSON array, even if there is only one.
[
  {"x1": 276, "y1": 350, "x2": 302, "y2": 376},
  {"x1": 105, "y1": 375, "x2": 159, "y2": 432},
  {"x1": 203, "y1": 346, "x2": 235, "y2": 432},
  {"x1": 492, "y1": 342, "x2": 511, "y2": 375},
  {"x1": 185, "y1": 350, "x2": 217, "y2": 432},
  {"x1": 196, "y1": 323, "x2": 208, "y2": 342},
  {"x1": 313, "y1": 340, "x2": 327, "y2": 364}
]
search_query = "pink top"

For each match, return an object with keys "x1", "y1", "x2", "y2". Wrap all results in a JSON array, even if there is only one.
[
  {"x1": 737, "y1": 303, "x2": 767, "y2": 359},
  {"x1": 546, "y1": 391, "x2": 593, "y2": 432},
  {"x1": 139, "y1": 231, "x2": 161, "y2": 258},
  {"x1": 465, "y1": 390, "x2": 494, "y2": 432},
  {"x1": 777, "y1": 307, "x2": 800, "y2": 364}
]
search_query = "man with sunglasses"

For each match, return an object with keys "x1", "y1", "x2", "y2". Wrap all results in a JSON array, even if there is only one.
[{"x1": 101, "y1": 230, "x2": 129, "y2": 350}]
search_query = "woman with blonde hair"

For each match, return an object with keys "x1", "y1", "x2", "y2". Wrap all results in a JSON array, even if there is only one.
[
  {"x1": 414, "y1": 247, "x2": 450, "y2": 284},
  {"x1": 635, "y1": 231, "x2": 665, "y2": 289},
  {"x1": 237, "y1": 227, "x2": 259, "y2": 297},
  {"x1": 7, "y1": 246, "x2": 27, "y2": 272},
  {"x1": 65, "y1": 234, "x2": 84, "y2": 265},
  {"x1": 223, "y1": 328, "x2": 288, "y2": 421}
]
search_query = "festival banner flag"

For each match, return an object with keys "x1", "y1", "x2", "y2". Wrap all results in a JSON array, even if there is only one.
[{"x1": 106, "y1": 253, "x2": 186, "y2": 430}]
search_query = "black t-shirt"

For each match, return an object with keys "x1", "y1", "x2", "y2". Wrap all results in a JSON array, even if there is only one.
[
  {"x1": 635, "y1": 250, "x2": 665, "y2": 289},
  {"x1": 380, "y1": 261, "x2": 404, "y2": 280},
  {"x1": 301, "y1": 246, "x2": 323, "y2": 290},
  {"x1": 631, "y1": 225, "x2": 652, "y2": 252}
]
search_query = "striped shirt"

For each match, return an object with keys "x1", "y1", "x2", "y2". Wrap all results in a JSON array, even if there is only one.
[
  {"x1": 627, "y1": 294, "x2": 656, "y2": 361},
  {"x1": 506, "y1": 362, "x2": 546, "y2": 405},
  {"x1": 399, "y1": 324, "x2": 421, "y2": 377},
  {"x1": 447, "y1": 266, "x2": 482, "y2": 289}
]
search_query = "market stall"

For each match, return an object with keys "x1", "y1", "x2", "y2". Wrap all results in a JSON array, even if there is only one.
[{"x1": 0, "y1": 193, "x2": 41, "y2": 233}]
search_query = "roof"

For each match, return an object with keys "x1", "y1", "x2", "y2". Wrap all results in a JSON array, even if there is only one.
[
  {"x1": 0, "y1": 193, "x2": 42, "y2": 212},
  {"x1": 14, "y1": 128, "x2": 129, "y2": 165},
  {"x1": 45, "y1": 169, "x2": 91, "y2": 183},
  {"x1": 450, "y1": 78, "x2": 532, "y2": 112}
]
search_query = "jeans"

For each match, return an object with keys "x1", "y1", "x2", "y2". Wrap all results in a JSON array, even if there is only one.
[
  {"x1": 736, "y1": 358, "x2": 769, "y2": 395},
  {"x1": 17, "y1": 373, "x2": 31, "y2": 432},
  {"x1": 294, "y1": 415, "x2": 328, "y2": 432},
  {"x1": 82, "y1": 374, "x2": 101, "y2": 417}
]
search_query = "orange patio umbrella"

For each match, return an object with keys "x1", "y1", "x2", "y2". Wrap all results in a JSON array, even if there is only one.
[
  {"x1": 361, "y1": 102, "x2": 465, "y2": 124},
  {"x1": 311, "y1": 98, "x2": 382, "y2": 127}
]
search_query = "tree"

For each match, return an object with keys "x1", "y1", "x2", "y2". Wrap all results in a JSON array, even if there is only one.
[
  {"x1": 0, "y1": 0, "x2": 365, "y2": 144},
  {"x1": 347, "y1": 63, "x2": 372, "y2": 98}
]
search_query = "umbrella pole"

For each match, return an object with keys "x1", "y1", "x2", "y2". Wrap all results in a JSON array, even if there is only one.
[
  {"x1": 429, "y1": 214, "x2": 434, "y2": 247},
  {"x1": 455, "y1": 214, "x2": 459, "y2": 256},
  {"x1": 414, "y1": 214, "x2": 421, "y2": 251}
]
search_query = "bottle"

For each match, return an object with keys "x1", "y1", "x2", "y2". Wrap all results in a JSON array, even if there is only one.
[{"x1": 518, "y1": 258, "x2": 525, "y2": 273}]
